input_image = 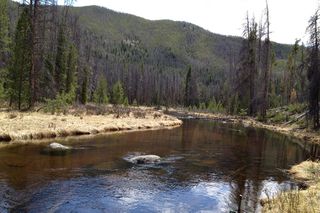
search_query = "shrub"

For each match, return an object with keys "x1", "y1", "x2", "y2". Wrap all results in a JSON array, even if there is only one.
[
  {"x1": 43, "y1": 92, "x2": 74, "y2": 114},
  {"x1": 239, "y1": 108, "x2": 248, "y2": 116},
  {"x1": 93, "y1": 77, "x2": 109, "y2": 104},
  {"x1": 112, "y1": 106, "x2": 131, "y2": 118},
  {"x1": 269, "y1": 93, "x2": 282, "y2": 108},
  {"x1": 199, "y1": 102, "x2": 206, "y2": 110},
  {"x1": 132, "y1": 99, "x2": 138, "y2": 106},
  {"x1": 112, "y1": 81, "x2": 125, "y2": 105},
  {"x1": 269, "y1": 112, "x2": 287, "y2": 123},
  {"x1": 133, "y1": 110, "x2": 146, "y2": 119},
  {"x1": 287, "y1": 103, "x2": 307, "y2": 114},
  {"x1": 123, "y1": 97, "x2": 129, "y2": 106},
  {"x1": 0, "y1": 82, "x2": 5, "y2": 102},
  {"x1": 207, "y1": 99, "x2": 225, "y2": 114}
]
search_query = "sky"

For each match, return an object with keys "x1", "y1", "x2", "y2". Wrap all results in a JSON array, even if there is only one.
[{"x1": 71, "y1": 0, "x2": 317, "y2": 44}]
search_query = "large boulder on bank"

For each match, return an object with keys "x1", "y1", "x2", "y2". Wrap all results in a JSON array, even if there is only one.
[
  {"x1": 49, "y1": 143, "x2": 71, "y2": 150},
  {"x1": 129, "y1": 155, "x2": 161, "y2": 164}
]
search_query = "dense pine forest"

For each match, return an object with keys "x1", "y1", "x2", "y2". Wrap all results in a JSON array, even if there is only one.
[{"x1": 0, "y1": 0, "x2": 319, "y2": 129}]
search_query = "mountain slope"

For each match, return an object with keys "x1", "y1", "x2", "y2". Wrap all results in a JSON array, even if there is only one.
[
  {"x1": 71, "y1": 5, "x2": 291, "y2": 71},
  {"x1": 5, "y1": 2, "x2": 292, "y2": 106}
]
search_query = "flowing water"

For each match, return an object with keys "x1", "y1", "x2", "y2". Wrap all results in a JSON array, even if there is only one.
[{"x1": 0, "y1": 120, "x2": 310, "y2": 212}]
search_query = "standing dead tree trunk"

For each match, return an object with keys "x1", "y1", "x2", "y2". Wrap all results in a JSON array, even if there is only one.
[
  {"x1": 307, "y1": 10, "x2": 320, "y2": 129},
  {"x1": 260, "y1": 1, "x2": 272, "y2": 119},
  {"x1": 248, "y1": 17, "x2": 258, "y2": 116}
]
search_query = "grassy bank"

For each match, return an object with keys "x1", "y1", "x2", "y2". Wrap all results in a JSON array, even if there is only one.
[
  {"x1": 169, "y1": 105, "x2": 320, "y2": 146},
  {"x1": 0, "y1": 105, "x2": 182, "y2": 143},
  {"x1": 262, "y1": 161, "x2": 320, "y2": 213}
]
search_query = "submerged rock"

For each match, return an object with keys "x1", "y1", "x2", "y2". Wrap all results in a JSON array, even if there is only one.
[
  {"x1": 49, "y1": 142, "x2": 71, "y2": 150},
  {"x1": 129, "y1": 155, "x2": 161, "y2": 164},
  {"x1": 41, "y1": 143, "x2": 72, "y2": 156}
]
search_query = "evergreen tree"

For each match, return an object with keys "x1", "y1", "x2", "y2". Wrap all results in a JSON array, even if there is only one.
[
  {"x1": 237, "y1": 15, "x2": 258, "y2": 116},
  {"x1": 55, "y1": 25, "x2": 68, "y2": 94},
  {"x1": 8, "y1": 8, "x2": 32, "y2": 110},
  {"x1": 41, "y1": 55, "x2": 55, "y2": 99},
  {"x1": 0, "y1": 80, "x2": 4, "y2": 101},
  {"x1": 247, "y1": 19, "x2": 258, "y2": 116},
  {"x1": 66, "y1": 43, "x2": 78, "y2": 100},
  {"x1": 80, "y1": 67, "x2": 89, "y2": 104},
  {"x1": 0, "y1": 0, "x2": 10, "y2": 101},
  {"x1": 283, "y1": 40, "x2": 299, "y2": 104},
  {"x1": 112, "y1": 81, "x2": 125, "y2": 105},
  {"x1": 297, "y1": 43, "x2": 307, "y2": 102},
  {"x1": 284, "y1": 53, "x2": 294, "y2": 104},
  {"x1": 0, "y1": 0, "x2": 9, "y2": 66},
  {"x1": 185, "y1": 66, "x2": 198, "y2": 107},
  {"x1": 94, "y1": 76, "x2": 109, "y2": 104},
  {"x1": 185, "y1": 66, "x2": 192, "y2": 106}
]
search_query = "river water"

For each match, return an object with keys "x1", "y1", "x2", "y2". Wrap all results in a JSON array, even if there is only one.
[{"x1": 0, "y1": 119, "x2": 309, "y2": 212}]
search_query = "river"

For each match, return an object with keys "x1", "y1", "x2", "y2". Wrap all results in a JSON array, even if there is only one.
[{"x1": 0, "y1": 119, "x2": 309, "y2": 212}]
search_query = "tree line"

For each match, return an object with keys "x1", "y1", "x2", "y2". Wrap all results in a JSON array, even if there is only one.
[
  {"x1": 0, "y1": 0, "x2": 130, "y2": 110},
  {"x1": 0, "y1": 0, "x2": 319, "y2": 129},
  {"x1": 220, "y1": 2, "x2": 319, "y2": 129}
]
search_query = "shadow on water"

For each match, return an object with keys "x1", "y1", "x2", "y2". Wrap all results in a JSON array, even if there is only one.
[{"x1": 0, "y1": 119, "x2": 313, "y2": 212}]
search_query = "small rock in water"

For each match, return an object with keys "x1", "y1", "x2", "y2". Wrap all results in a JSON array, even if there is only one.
[
  {"x1": 129, "y1": 155, "x2": 161, "y2": 164},
  {"x1": 49, "y1": 142, "x2": 70, "y2": 150}
]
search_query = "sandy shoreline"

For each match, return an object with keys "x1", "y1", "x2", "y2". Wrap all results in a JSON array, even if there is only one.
[{"x1": 0, "y1": 107, "x2": 182, "y2": 143}]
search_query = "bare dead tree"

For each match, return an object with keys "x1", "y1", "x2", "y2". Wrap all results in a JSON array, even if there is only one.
[
  {"x1": 307, "y1": 10, "x2": 320, "y2": 129},
  {"x1": 260, "y1": 0, "x2": 272, "y2": 119}
]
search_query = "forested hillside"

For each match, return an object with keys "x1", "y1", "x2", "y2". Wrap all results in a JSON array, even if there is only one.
[
  {"x1": 1, "y1": 1, "x2": 291, "y2": 110},
  {"x1": 70, "y1": 5, "x2": 291, "y2": 106}
]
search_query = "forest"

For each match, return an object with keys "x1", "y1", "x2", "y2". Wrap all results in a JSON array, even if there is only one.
[
  {"x1": 1, "y1": 1, "x2": 320, "y2": 212},
  {"x1": 0, "y1": 0, "x2": 319, "y2": 129}
]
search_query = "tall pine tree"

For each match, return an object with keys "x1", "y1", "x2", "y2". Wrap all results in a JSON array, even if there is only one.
[
  {"x1": 65, "y1": 43, "x2": 78, "y2": 100},
  {"x1": 0, "y1": 0, "x2": 10, "y2": 101},
  {"x1": 112, "y1": 81, "x2": 125, "y2": 105},
  {"x1": 8, "y1": 8, "x2": 32, "y2": 109},
  {"x1": 236, "y1": 15, "x2": 258, "y2": 116},
  {"x1": 248, "y1": 19, "x2": 258, "y2": 116},
  {"x1": 94, "y1": 76, "x2": 109, "y2": 104},
  {"x1": 55, "y1": 25, "x2": 68, "y2": 94},
  {"x1": 184, "y1": 66, "x2": 198, "y2": 107},
  {"x1": 80, "y1": 66, "x2": 89, "y2": 104}
]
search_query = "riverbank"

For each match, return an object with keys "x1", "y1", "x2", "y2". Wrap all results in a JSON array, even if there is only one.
[
  {"x1": 262, "y1": 160, "x2": 320, "y2": 213},
  {"x1": 168, "y1": 108, "x2": 320, "y2": 146},
  {"x1": 168, "y1": 108, "x2": 320, "y2": 212},
  {"x1": 0, "y1": 106, "x2": 182, "y2": 143}
]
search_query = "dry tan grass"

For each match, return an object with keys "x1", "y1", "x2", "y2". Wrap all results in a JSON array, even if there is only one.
[
  {"x1": 262, "y1": 186, "x2": 320, "y2": 213},
  {"x1": 262, "y1": 161, "x2": 320, "y2": 213},
  {"x1": 0, "y1": 107, "x2": 182, "y2": 142},
  {"x1": 290, "y1": 160, "x2": 320, "y2": 181}
]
